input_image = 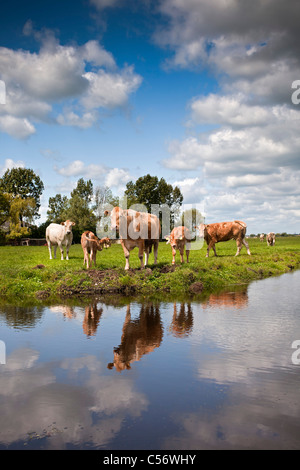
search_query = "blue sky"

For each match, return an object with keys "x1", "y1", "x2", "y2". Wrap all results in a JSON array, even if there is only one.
[{"x1": 1, "y1": 0, "x2": 300, "y2": 234}]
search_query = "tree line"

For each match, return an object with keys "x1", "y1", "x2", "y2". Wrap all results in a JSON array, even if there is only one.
[{"x1": 1, "y1": 167, "x2": 201, "y2": 244}]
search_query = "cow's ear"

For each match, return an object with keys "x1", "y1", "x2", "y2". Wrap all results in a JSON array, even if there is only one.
[
  {"x1": 104, "y1": 210, "x2": 110, "y2": 216},
  {"x1": 72, "y1": 221, "x2": 76, "y2": 226},
  {"x1": 60, "y1": 222, "x2": 65, "y2": 226},
  {"x1": 165, "y1": 236, "x2": 170, "y2": 244}
]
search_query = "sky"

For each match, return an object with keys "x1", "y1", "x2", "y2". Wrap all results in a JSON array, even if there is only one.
[{"x1": 0, "y1": 0, "x2": 300, "y2": 234}]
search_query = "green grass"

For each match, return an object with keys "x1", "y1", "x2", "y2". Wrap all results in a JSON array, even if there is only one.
[{"x1": 0, "y1": 236, "x2": 300, "y2": 304}]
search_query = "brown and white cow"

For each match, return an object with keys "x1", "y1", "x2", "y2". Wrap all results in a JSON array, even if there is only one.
[
  {"x1": 107, "y1": 303, "x2": 163, "y2": 372},
  {"x1": 81, "y1": 230, "x2": 103, "y2": 269},
  {"x1": 104, "y1": 207, "x2": 160, "y2": 270},
  {"x1": 198, "y1": 220, "x2": 251, "y2": 257},
  {"x1": 46, "y1": 220, "x2": 75, "y2": 260},
  {"x1": 267, "y1": 232, "x2": 276, "y2": 246},
  {"x1": 165, "y1": 226, "x2": 191, "y2": 265},
  {"x1": 260, "y1": 233, "x2": 265, "y2": 242}
]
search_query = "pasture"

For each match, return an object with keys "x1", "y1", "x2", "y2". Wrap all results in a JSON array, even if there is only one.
[{"x1": 0, "y1": 236, "x2": 300, "y2": 304}]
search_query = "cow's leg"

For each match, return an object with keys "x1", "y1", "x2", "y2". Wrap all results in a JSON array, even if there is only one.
[
  {"x1": 66, "y1": 244, "x2": 70, "y2": 260},
  {"x1": 172, "y1": 247, "x2": 176, "y2": 265},
  {"x1": 58, "y1": 242, "x2": 64, "y2": 260},
  {"x1": 144, "y1": 246, "x2": 150, "y2": 266},
  {"x1": 83, "y1": 249, "x2": 89, "y2": 268},
  {"x1": 242, "y1": 238, "x2": 251, "y2": 255},
  {"x1": 122, "y1": 244, "x2": 130, "y2": 270},
  {"x1": 138, "y1": 241, "x2": 145, "y2": 269},
  {"x1": 186, "y1": 242, "x2": 191, "y2": 263},
  {"x1": 47, "y1": 240, "x2": 53, "y2": 260},
  {"x1": 53, "y1": 244, "x2": 57, "y2": 259},
  {"x1": 206, "y1": 240, "x2": 216, "y2": 257},
  {"x1": 235, "y1": 239, "x2": 242, "y2": 256},
  {"x1": 153, "y1": 241, "x2": 159, "y2": 265},
  {"x1": 179, "y1": 247, "x2": 184, "y2": 263}
]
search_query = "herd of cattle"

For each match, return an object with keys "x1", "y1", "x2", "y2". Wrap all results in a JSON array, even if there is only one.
[{"x1": 45, "y1": 206, "x2": 276, "y2": 270}]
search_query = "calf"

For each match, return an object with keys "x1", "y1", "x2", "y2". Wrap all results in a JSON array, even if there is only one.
[
  {"x1": 198, "y1": 220, "x2": 251, "y2": 257},
  {"x1": 99, "y1": 237, "x2": 111, "y2": 249},
  {"x1": 267, "y1": 232, "x2": 276, "y2": 246},
  {"x1": 46, "y1": 220, "x2": 75, "y2": 260},
  {"x1": 165, "y1": 226, "x2": 191, "y2": 265},
  {"x1": 81, "y1": 231, "x2": 103, "y2": 269}
]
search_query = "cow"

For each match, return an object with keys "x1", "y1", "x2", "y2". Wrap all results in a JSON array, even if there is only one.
[
  {"x1": 46, "y1": 220, "x2": 75, "y2": 260},
  {"x1": 198, "y1": 220, "x2": 251, "y2": 257},
  {"x1": 81, "y1": 230, "x2": 103, "y2": 269},
  {"x1": 165, "y1": 226, "x2": 192, "y2": 265},
  {"x1": 99, "y1": 237, "x2": 111, "y2": 249},
  {"x1": 267, "y1": 232, "x2": 276, "y2": 246},
  {"x1": 107, "y1": 303, "x2": 163, "y2": 372},
  {"x1": 260, "y1": 233, "x2": 265, "y2": 242},
  {"x1": 104, "y1": 207, "x2": 160, "y2": 270}
]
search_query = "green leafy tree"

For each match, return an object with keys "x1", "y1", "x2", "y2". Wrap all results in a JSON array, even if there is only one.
[
  {"x1": 177, "y1": 208, "x2": 204, "y2": 232},
  {"x1": 47, "y1": 194, "x2": 69, "y2": 223},
  {"x1": 0, "y1": 167, "x2": 44, "y2": 221},
  {"x1": 124, "y1": 174, "x2": 183, "y2": 227},
  {"x1": 61, "y1": 178, "x2": 96, "y2": 242},
  {"x1": 0, "y1": 192, "x2": 11, "y2": 226}
]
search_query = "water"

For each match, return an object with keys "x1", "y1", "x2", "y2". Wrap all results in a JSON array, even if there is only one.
[{"x1": 0, "y1": 271, "x2": 300, "y2": 450}]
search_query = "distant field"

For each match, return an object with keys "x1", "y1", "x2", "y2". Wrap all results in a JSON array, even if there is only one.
[{"x1": 0, "y1": 236, "x2": 300, "y2": 304}]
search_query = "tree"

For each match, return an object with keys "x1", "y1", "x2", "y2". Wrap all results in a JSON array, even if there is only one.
[
  {"x1": 71, "y1": 177, "x2": 93, "y2": 202},
  {"x1": 5, "y1": 196, "x2": 36, "y2": 241},
  {"x1": 178, "y1": 208, "x2": 204, "y2": 233},
  {"x1": 0, "y1": 167, "x2": 44, "y2": 221},
  {"x1": 0, "y1": 192, "x2": 10, "y2": 226},
  {"x1": 124, "y1": 174, "x2": 183, "y2": 228},
  {"x1": 61, "y1": 178, "x2": 96, "y2": 242},
  {"x1": 47, "y1": 194, "x2": 68, "y2": 223}
]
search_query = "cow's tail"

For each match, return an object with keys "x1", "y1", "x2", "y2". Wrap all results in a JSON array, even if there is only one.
[
  {"x1": 145, "y1": 239, "x2": 153, "y2": 253},
  {"x1": 234, "y1": 220, "x2": 247, "y2": 229}
]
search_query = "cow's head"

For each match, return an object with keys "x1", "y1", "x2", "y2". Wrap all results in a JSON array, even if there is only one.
[
  {"x1": 165, "y1": 233, "x2": 181, "y2": 249},
  {"x1": 197, "y1": 223, "x2": 206, "y2": 238},
  {"x1": 61, "y1": 220, "x2": 75, "y2": 234},
  {"x1": 104, "y1": 207, "x2": 123, "y2": 232}
]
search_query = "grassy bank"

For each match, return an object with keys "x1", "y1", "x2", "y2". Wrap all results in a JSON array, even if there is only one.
[{"x1": 0, "y1": 236, "x2": 300, "y2": 304}]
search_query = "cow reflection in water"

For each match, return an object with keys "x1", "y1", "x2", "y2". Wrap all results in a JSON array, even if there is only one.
[
  {"x1": 50, "y1": 304, "x2": 103, "y2": 337},
  {"x1": 202, "y1": 289, "x2": 248, "y2": 309},
  {"x1": 169, "y1": 303, "x2": 193, "y2": 338},
  {"x1": 82, "y1": 304, "x2": 103, "y2": 337},
  {"x1": 108, "y1": 303, "x2": 163, "y2": 372}
]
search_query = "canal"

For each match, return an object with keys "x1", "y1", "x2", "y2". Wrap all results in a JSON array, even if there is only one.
[{"x1": 0, "y1": 270, "x2": 300, "y2": 449}]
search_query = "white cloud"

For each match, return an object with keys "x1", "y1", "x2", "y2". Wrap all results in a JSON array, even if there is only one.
[
  {"x1": 0, "y1": 29, "x2": 142, "y2": 138},
  {"x1": 0, "y1": 115, "x2": 36, "y2": 139},
  {"x1": 55, "y1": 160, "x2": 107, "y2": 180},
  {"x1": 105, "y1": 168, "x2": 132, "y2": 194},
  {"x1": 81, "y1": 66, "x2": 142, "y2": 110},
  {"x1": 0, "y1": 158, "x2": 25, "y2": 176},
  {"x1": 54, "y1": 161, "x2": 133, "y2": 195}
]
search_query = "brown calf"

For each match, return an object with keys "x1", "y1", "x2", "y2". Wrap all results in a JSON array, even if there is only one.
[
  {"x1": 165, "y1": 226, "x2": 192, "y2": 265},
  {"x1": 266, "y1": 232, "x2": 275, "y2": 246},
  {"x1": 198, "y1": 220, "x2": 251, "y2": 257},
  {"x1": 81, "y1": 230, "x2": 103, "y2": 269}
]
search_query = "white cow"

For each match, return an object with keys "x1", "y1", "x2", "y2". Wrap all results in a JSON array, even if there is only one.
[{"x1": 46, "y1": 220, "x2": 75, "y2": 260}]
